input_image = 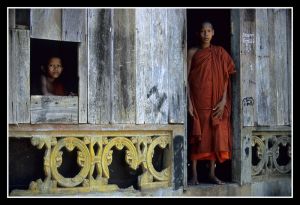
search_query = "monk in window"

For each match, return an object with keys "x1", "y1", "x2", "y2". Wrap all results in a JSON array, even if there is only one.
[
  {"x1": 41, "y1": 56, "x2": 67, "y2": 96},
  {"x1": 187, "y1": 22, "x2": 236, "y2": 185}
]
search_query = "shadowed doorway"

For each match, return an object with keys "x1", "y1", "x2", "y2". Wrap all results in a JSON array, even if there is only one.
[{"x1": 186, "y1": 9, "x2": 232, "y2": 184}]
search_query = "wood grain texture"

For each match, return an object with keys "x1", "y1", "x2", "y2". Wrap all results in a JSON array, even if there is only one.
[
  {"x1": 135, "y1": 9, "x2": 151, "y2": 124},
  {"x1": 9, "y1": 29, "x2": 30, "y2": 123},
  {"x1": 30, "y1": 96, "x2": 78, "y2": 124},
  {"x1": 112, "y1": 9, "x2": 136, "y2": 123},
  {"x1": 167, "y1": 9, "x2": 185, "y2": 124},
  {"x1": 256, "y1": 9, "x2": 272, "y2": 126},
  {"x1": 62, "y1": 9, "x2": 86, "y2": 42},
  {"x1": 31, "y1": 9, "x2": 62, "y2": 40},
  {"x1": 240, "y1": 9, "x2": 256, "y2": 126},
  {"x1": 144, "y1": 9, "x2": 168, "y2": 124},
  {"x1": 87, "y1": 9, "x2": 112, "y2": 124},
  {"x1": 78, "y1": 10, "x2": 88, "y2": 123},
  {"x1": 9, "y1": 9, "x2": 15, "y2": 29},
  {"x1": 266, "y1": 10, "x2": 278, "y2": 126},
  {"x1": 286, "y1": 9, "x2": 291, "y2": 125},
  {"x1": 274, "y1": 9, "x2": 289, "y2": 125}
]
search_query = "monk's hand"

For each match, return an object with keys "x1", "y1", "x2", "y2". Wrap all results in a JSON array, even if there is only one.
[
  {"x1": 213, "y1": 98, "x2": 226, "y2": 119},
  {"x1": 188, "y1": 98, "x2": 194, "y2": 117},
  {"x1": 188, "y1": 104, "x2": 194, "y2": 117}
]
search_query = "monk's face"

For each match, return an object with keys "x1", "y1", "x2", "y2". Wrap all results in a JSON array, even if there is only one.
[
  {"x1": 47, "y1": 57, "x2": 63, "y2": 79},
  {"x1": 200, "y1": 23, "x2": 214, "y2": 44}
]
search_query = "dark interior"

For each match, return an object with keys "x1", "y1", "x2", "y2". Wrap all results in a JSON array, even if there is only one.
[
  {"x1": 30, "y1": 38, "x2": 79, "y2": 96},
  {"x1": 187, "y1": 9, "x2": 232, "y2": 184}
]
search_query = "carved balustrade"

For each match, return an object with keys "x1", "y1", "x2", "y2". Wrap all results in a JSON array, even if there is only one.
[
  {"x1": 11, "y1": 134, "x2": 172, "y2": 195},
  {"x1": 252, "y1": 129, "x2": 291, "y2": 177}
]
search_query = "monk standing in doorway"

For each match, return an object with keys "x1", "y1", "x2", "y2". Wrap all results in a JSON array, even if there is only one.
[{"x1": 187, "y1": 22, "x2": 236, "y2": 185}]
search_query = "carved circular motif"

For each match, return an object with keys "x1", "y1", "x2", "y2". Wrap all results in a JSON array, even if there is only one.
[
  {"x1": 50, "y1": 137, "x2": 91, "y2": 187},
  {"x1": 101, "y1": 137, "x2": 138, "y2": 178},
  {"x1": 146, "y1": 136, "x2": 170, "y2": 181},
  {"x1": 252, "y1": 136, "x2": 266, "y2": 176},
  {"x1": 272, "y1": 136, "x2": 291, "y2": 174}
]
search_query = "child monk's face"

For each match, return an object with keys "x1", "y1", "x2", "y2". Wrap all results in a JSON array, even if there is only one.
[
  {"x1": 200, "y1": 23, "x2": 214, "y2": 44},
  {"x1": 47, "y1": 57, "x2": 63, "y2": 79}
]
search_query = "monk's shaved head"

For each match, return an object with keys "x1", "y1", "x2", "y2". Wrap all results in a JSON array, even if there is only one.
[{"x1": 201, "y1": 21, "x2": 214, "y2": 30}]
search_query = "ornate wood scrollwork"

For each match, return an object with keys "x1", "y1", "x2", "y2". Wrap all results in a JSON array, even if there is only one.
[
  {"x1": 252, "y1": 133, "x2": 291, "y2": 177},
  {"x1": 50, "y1": 137, "x2": 91, "y2": 187},
  {"x1": 252, "y1": 136, "x2": 266, "y2": 176},
  {"x1": 146, "y1": 136, "x2": 170, "y2": 181},
  {"x1": 11, "y1": 133, "x2": 172, "y2": 195},
  {"x1": 272, "y1": 136, "x2": 291, "y2": 174},
  {"x1": 102, "y1": 137, "x2": 139, "y2": 178}
]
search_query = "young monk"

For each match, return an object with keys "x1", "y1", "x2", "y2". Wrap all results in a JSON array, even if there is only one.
[
  {"x1": 187, "y1": 22, "x2": 236, "y2": 185},
  {"x1": 41, "y1": 56, "x2": 66, "y2": 96}
]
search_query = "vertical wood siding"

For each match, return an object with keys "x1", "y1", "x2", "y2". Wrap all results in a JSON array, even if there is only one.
[
  {"x1": 78, "y1": 10, "x2": 88, "y2": 123},
  {"x1": 240, "y1": 9, "x2": 256, "y2": 126},
  {"x1": 286, "y1": 10, "x2": 291, "y2": 125},
  {"x1": 87, "y1": 9, "x2": 112, "y2": 124},
  {"x1": 256, "y1": 9, "x2": 272, "y2": 126},
  {"x1": 62, "y1": 9, "x2": 87, "y2": 42},
  {"x1": 240, "y1": 9, "x2": 291, "y2": 127},
  {"x1": 255, "y1": 9, "x2": 291, "y2": 126},
  {"x1": 31, "y1": 9, "x2": 62, "y2": 40},
  {"x1": 135, "y1": 9, "x2": 151, "y2": 124},
  {"x1": 274, "y1": 10, "x2": 289, "y2": 125},
  {"x1": 136, "y1": 9, "x2": 185, "y2": 124},
  {"x1": 167, "y1": 9, "x2": 186, "y2": 123},
  {"x1": 9, "y1": 30, "x2": 30, "y2": 123},
  {"x1": 10, "y1": 8, "x2": 190, "y2": 125},
  {"x1": 112, "y1": 9, "x2": 136, "y2": 123}
]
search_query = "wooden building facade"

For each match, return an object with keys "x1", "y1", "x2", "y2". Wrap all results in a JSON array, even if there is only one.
[{"x1": 8, "y1": 8, "x2": 291, "y2": 196}]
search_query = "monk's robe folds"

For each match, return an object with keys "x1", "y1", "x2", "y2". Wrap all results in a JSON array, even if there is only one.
[{"x1": 188, "y1": 45, "x2": 235, "y2": 163}]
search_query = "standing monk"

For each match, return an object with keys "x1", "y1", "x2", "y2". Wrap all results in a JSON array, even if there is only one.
[{"x1": 187, "y1": 22, "x2": 236, "y2": 185}]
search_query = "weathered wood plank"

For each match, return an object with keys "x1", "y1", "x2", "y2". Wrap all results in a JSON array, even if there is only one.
[
  {"x1": 144, "y1": 9, "x2": 155, "y2": 124},
  {"x1": 135, "y1": 9, "x2": 151, "y2": 124},
  {"x1": 286, "y1": 9, "x2": 291, "y2": 125},
  {"x1": 167, "y1": 9, "x2": 185, "y2": 123},
  {"x1": 256, "y1": 9, "x2": 271, "y2": 126},
  {"x1": 145, "y1": 9, "x2": 168, "y2": 124},
  {"x1": 9, "y1": 9, "x2": 15, "y2": 29},
  {"x1": 240, "y1": 9, "x2": 256, "y2": 126},
  {"x1": 9, "y1": 30, "x2": 31, "y2": 123},
  {"x1": 88, "y1": 9, "x2": 112, "y2": 124},
  {"x1": 30, "y1": 9, "x2": 62, "y2": 40},
  {"x1": 78, "y1": 10, "x2": 88, "y2": 123},
  {"x1": 267, "y1": 9, "x2": 278, "y2": 126},
  {"x1": 112, "y1": 9, "x2": 136, "y2": 123},
  {"x1": 9, "y1": 30, "x2": 16, "y2": 123},
  {"x1": 30, "y1": 96, "x2": 78, "y2": 124},
  {"x1": 62, "y1": 9, "x2": 86, "y2": 42},
  {"x1": 274, "y1": 9, "x2": 289, "y2": 125},
  {"x1": 230, "y1": 9, "x2": 243, "y2": 184},
  {"x1": 15, "y1": 9, "x2": 30, "y2": 29}
]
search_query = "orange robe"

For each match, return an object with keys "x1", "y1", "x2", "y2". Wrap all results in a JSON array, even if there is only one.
[
  {"x1": 188, "y1": 45, "x2": 236, "y2": 163},
  {"x1": 52, "y1": 81, "x2": 65, "y2": 96}
]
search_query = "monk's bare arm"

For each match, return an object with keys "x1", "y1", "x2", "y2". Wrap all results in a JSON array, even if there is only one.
[
  {"x1": 187, "y1": 48, "x2": 197, "y2": 76},
  {"x1": 41, "y1": 75, "x2": 54, "y2": 96},
  {"x1": 213, "y1": 76, "x2": 229, "y2": 118},
  {"x1": 187, "y1": 48, "x2": 198, "y2": 116},
  {"x1": 222, "y1": 80, "x2": 228, "y2": 102}
]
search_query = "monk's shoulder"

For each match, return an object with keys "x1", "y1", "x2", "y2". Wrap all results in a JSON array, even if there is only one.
[
  {"x1": 214, "y1": 46, "x2": 230, "y2": 58},
  {"x1": 213, "y1": 45, "x2": 226, "y2": 52},
  {"x1": 188, "y1": 47, "x2": 198, "y2": 58}
]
